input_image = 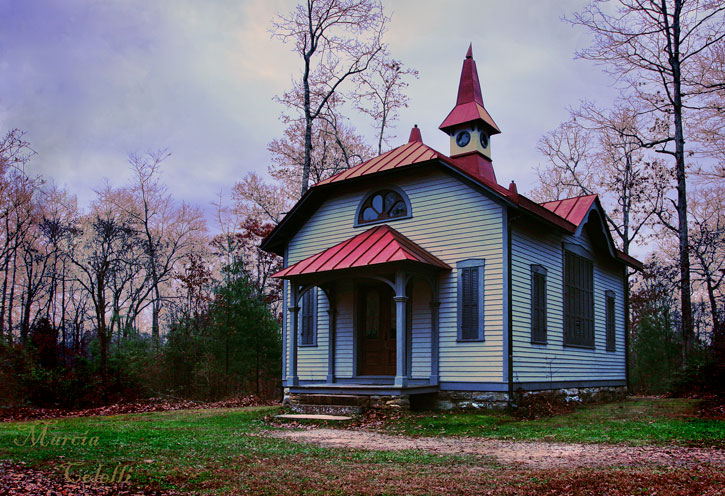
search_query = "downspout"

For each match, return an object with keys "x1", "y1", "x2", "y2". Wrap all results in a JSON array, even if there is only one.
[
  {"x1": 624, "y1": 266, "x2": 630, "y2": 393},
  {"x1": 507, "y1": 209, "x2": 514, "y2": 406}
]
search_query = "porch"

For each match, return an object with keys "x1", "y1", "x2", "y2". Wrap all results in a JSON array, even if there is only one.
[{"x1": 274, "y1": 225, "x2": 451, "y2": 396}]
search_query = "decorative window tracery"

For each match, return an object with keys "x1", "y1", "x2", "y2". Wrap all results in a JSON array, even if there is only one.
[{"x1": 356, "y1": 189, "x2": 410, "y2": 226}]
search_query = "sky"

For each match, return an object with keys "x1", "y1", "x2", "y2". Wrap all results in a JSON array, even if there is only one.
[{"x1": 0, "y1": 0, "x2": 622, "y2": 230}]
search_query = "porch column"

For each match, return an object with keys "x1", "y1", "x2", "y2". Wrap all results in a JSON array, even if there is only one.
[
  {"x1": 288, "y1": 285, "x2": 299, "y2": 386},
  {"x1": 394, "y1": 270, "x2": 409, "y2": 387},
  {"x1": 326, "y1": 286, "x2": 336, "y2": 384},
  {"x1": 430, "y1": 296, "x2": 440, "y2": 385}
]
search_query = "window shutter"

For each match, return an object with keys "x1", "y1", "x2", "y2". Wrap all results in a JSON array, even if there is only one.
[
  {"x1": 461, "y1": 266, "x2": 479, "y2": 340},
  {"x1": 531, "y1": 266, "x2": 547, "y2": 344},
  {"x1": 606, "y1": 291, "x2": 616, "y2": 351},
  {"x1": 564, "y1": 251, "x2": 594, "y2": 347},
  {"x1": 301, "y1": 289, "x2": 314, "y2": 345}
]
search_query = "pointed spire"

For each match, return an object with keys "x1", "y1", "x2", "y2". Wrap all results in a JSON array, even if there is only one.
[
  {"x1": 439, "y1": 44, "x2": 500, "y2": 135},
  {"x1": 456, "y1": 43, "x2": 483, "y2": 106},
  {"x1": 408, "y1": 124, "x2": 422, "y2": 143}
]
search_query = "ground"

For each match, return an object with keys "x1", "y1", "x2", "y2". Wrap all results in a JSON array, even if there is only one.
[
  {"x1": 266, "y1": 428, "x2": 725, "y2": 470},
  {"x1": 1, "y1": 397, "x2": 723, "y2": 495}
]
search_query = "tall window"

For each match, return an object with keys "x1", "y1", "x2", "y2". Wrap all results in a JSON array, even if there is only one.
[
  {"x1": 458, "y1": 259, "x2": 485, "y2": 341},
  {"x1": 356, "y1": 189, "x2": 410, "y2": 225},
  {"x1": 606, "y1": 290, "x2": 616, "y2": 352},
  {"x1": 300, "y1": 289, "x2": 316, "y2": 346},
  {"x1": 531, "y1": 265, "x2": 547, "y2": 344},
  {"x1": 563, "y1": 250, "x2": 594, "y2": 348}
]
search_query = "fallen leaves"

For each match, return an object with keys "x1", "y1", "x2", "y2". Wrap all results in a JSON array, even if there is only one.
[
  {"x1": 0, "y1": 395, "x2": 278, "y2": 423},
  {"x1": 0, "y1": 461, "x2": 179, "y2": 496}
]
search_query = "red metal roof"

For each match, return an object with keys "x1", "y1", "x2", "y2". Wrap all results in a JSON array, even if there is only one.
[
  {"x1": 273, "y1": 225, "x2": 450, "y2": 279},
  {"x1": 540, "y1": 195, "x2": 598, "y2": 227},
  {"x1": 439, "y1": 45, "x2": 500, "y2": 134},
  {"x1": 316, "y1": 140, "x2": 445, "y2": 186}
]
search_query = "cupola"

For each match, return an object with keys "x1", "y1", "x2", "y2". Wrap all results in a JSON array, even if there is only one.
[{"x1": 439, "y1": 44, "x2": 501, "y2": 182}]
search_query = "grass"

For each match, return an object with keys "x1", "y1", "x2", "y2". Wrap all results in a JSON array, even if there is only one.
[
  {"x1": 0, "y1": 406, "x2": 478, "y2": 493},
  {"x1": 0, "y1": 398, "x2": 723, "y2": 494},
  {"x1": 383, "y1": 398, "x2": 725, "y2": 447}
]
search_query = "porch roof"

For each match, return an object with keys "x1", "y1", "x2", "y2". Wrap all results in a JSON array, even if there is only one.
[{"x1": 272, "y1": 225, "x2": 450, "y2": 279}]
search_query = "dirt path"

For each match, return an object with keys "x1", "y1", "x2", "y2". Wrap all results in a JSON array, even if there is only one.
[{"x1": 267, "y1": 428, "x2": 725, "y2": 470}]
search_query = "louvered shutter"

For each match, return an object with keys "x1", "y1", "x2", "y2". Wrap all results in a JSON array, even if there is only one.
[
  {"x1": 606, "y1": 291, "x2": 616, "y2": 351},
  {"x1": 564, "y1": 251, "x2": 594, "y2": 347},
  {"x1": 301, "y1": 290, "x2": 314, "y2": 345},
  {"x1": 461, "y1": 267, "x2": 479, "y2": 340},
  {"x1": 531, "y1": 267, "x2": 547, "y2": 343}
]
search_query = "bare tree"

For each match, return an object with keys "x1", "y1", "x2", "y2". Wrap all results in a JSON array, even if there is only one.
[
  {"x1": 70, "y1": 202, "x2": 137, "y2": 382},
  {"x1": 267, "y1": 113, "x2": 373, "y2": 196},
  {"x1": 535, "y1": 104, "x2": 661, "y2": 255},
  {"x1": 689, "y1": 186, "x2": 725, "y2": 334},
  {"x1": 120, "y1": 151, "x2": 207, "y2": 346},
  {"x1": 232, "y1": 173, "x2": 293, "y2": 225},
  {"x1": 569, "y1": 0, "x2": 725, "y2": 358},
  {"x1": 272, "y1": 0, "x2": 387, "y2": 195},
  {"x1": 354, "y1": 57, "x2": 418, "y2": 154}
]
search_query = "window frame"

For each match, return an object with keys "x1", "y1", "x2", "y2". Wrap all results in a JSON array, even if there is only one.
[
  {"x1": 530, "y1": 264, "x2": 548, "y2": 345},
  {"x1": 457, "y1": 259, "x2": 485, "y2": 342},
  {"x1": 299, "y1": 287, "x2": 318, "y2": 347},
  {"x1": 354, "y1": 186, "x2": 412, "y2": 227},
  {"x1": 562, "y1": 248, "x2": 595, "y2": 349},
  {"x1": 605, "y1": 290, "x2": 616, "y2": 352}
]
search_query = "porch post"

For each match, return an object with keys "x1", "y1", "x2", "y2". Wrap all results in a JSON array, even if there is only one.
[
  {"x1": 394, "y1": 270, "x2": 408, "y2": 387},
  {"x1": 288, "y1": 284, "x2": 299, "y2": 386},
  {"x1": 430, "y1": 276, "x2": 440, "y2": 385},
  {"x1": 326, "y1": 286, "x2": 336, "y2": 384}
]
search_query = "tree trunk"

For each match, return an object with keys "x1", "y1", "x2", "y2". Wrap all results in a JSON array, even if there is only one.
[
  {"x1": 152, "y1": 285, "x2": 161, "y2": 346},
  {"x1": 8, "y1": 246, "x2": 18, "y2": 343},
  {"x1": 0, "y1": 253, "x2": 9, "y2": 342},
  {"x1": 301, "y1": 36, "x2": 313, "y2": 196},
  {"x1": 705, "y1": 276, "x2": 720, "y2": 336},
  {"x1": 667, "y1": 0, "x2": 694, "y2": 363}
]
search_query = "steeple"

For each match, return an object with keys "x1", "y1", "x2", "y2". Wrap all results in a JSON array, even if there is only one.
[{"x1": 439, "y1": 44, "x2": 500, "y2": 182}]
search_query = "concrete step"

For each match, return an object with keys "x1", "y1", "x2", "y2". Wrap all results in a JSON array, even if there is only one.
[
  {"x1": 275, "y1": 413, "x2": 353, "y2": 422},
  {"x1": 289, "y1": 403, "x2": 362, "y2": 416}
]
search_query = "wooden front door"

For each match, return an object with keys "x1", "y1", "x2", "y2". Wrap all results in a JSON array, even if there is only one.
[{"x1": 358, "y1": 283, "x2": 396, "y2": 376}]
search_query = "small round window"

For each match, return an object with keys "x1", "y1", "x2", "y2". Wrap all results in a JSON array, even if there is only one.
[{"x1": 357, "y1": 189, "x2": 409, "y2": 225}]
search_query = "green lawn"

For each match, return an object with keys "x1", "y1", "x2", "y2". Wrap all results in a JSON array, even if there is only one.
[
  {"x1": 382, "y1": 398, "x2": 725, "y2": 447},
  {"x1": 0, "y1": 398, "x2": 723, "y2": 494}
]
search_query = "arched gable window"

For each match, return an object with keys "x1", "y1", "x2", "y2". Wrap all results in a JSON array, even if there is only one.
[{"x1": 355, "y1": 188, "x2": 411, "y2": 226}]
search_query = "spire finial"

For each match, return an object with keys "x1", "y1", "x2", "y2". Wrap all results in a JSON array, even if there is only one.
[
  {"x1": 408, "y1": 124, "x2": 422, "y2": 143},
  {"x1": 466, "y1": 43, "x2": 473, "y2": 59}
]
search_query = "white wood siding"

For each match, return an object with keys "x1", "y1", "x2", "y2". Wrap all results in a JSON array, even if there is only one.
[
  {"x1": 511, "y1": 223, "x2": 626, "y2": 383},
  {"x1": 284, "y1": 169, "x2": 505, "y2": 382}
]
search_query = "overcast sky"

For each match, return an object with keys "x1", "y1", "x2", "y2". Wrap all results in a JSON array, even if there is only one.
[{"x1": 0, "y1": 0, "x2": 621, "y2": 229}]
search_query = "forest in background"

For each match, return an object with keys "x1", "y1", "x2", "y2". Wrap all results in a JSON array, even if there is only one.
[{"x1": 1, "y1": 0, "x2": 723, "y2": 410}]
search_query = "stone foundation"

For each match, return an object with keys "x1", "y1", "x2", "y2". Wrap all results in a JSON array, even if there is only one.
[
  {"x1": 286, "y1": 392, "x2": 410, "y2": 412},
  {"x1": 513, "y1": 385, "x2": 627, "y2": 406},
  {"x1": 434, "y1": 391, "x2": 510, "y2": 410},
  {"x1": 286, "y1": 385, "x2": 627, "y2": 412}
]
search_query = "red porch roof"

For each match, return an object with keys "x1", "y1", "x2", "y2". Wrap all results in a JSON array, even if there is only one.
[{"x1": 273, "y1": 225, "x2": 450, "y2": 279}]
